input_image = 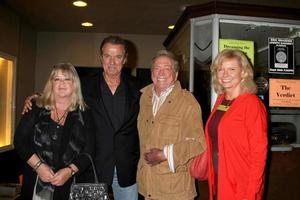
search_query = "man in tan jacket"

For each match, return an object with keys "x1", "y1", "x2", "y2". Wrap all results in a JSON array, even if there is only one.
[{"x1": 137, "y1": 50, "x2": 206, "y2": 200}]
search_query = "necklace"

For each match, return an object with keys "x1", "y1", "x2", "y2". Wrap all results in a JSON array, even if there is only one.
[
  {"x1": 217, "y1": 99, "x2": 234, "y2": 112},
  {"x1": 55, "y1": 107, "x2": 69, "y2": 125}
]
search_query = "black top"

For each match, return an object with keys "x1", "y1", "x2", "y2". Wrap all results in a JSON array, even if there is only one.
[
  {"x1": 49, "y1": 120, "x2": 64, "y2": 170},
  {"x1": 14, "y1": 103, "x2": 96, "y2": 200},
  {"x1": 101, "y1": 78, "x2": 126, "y2": 131},
  {"x1": 81, "y1": 69, "x2": 141, "y2": 187}
]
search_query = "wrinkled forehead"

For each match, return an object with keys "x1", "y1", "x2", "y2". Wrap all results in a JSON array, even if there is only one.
[
  {"x1": 102, "y1": 43, "x2": 126, "y2": 55},
  {"x1": 153, "y1": 56, "x2": 174, "y2": 66}
]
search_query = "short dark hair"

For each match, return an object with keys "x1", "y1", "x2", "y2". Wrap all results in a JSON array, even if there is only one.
[{"x1": 100, "y1": 35, "x2": 127, "y2": 56}]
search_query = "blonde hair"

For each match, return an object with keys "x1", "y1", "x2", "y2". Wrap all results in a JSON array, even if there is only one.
[
  {"x1": 36, "y1": 63, "x2": 86, "y2": 111},
  {"x1": 210, "y1": 49, "x2": 257, "y2": 95}
]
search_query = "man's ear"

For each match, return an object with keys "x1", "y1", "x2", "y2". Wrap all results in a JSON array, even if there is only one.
[
  {"x1": 99, "y1": 55, "x2": 103, "y2": 64},
  {"x1": 123, "y1": 54, "x2": 128, "y2": 65}
]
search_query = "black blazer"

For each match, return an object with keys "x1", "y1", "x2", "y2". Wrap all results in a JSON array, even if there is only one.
[{"x1": 81, "y1": 69, "x2": 141, "y2": 187}]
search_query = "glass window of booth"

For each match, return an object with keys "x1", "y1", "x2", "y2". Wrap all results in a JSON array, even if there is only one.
[{"x1": 192, "y1": 15, "x2": 300, "y2": 145}]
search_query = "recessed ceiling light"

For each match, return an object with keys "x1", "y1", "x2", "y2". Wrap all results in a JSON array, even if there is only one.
[
  {"x1": 168, "y1": 25, "x2": 175, "y2": 30},
  {"x1": 81, "y1": 22, "x2": 93, "y2": 27},
  {"x1": 73, "y1": 1, "x2": 87, "y2": 7}
]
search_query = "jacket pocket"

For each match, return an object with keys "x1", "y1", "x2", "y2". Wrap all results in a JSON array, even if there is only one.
[
  {"x1": 154, "y1": 170, "x2": 188, "y2": 194},
  {"x1": 158, "y1": 115, "x2": 180, "y2": 139}
]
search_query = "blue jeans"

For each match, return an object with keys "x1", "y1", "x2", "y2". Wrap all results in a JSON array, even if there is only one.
[{"x1": 112, "y1": 167, "x2": 138, "y2": 200}]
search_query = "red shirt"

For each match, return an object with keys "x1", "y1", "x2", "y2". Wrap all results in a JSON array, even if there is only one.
[{"x1": 205, "y1": 93, "x2": 268, "y2": 200}]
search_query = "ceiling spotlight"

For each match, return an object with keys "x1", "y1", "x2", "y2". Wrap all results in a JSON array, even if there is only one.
[
  {"x1": 73, "y1": 1, "x2": 87, "y2": 7},
  {"x1": 81, "y1": 22, "x2": 93, "y2": 27},
  {"x1": 168, "y1": 25, "x2": 175, "y2": 30}
]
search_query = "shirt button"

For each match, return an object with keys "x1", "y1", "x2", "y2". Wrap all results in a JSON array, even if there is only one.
[{"x1": 51, "y1": 134, "x2": 58, "y2": 140}]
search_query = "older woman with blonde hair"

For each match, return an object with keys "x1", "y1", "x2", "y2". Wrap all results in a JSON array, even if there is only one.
[
  {"x1": 205, "y1": 49, "x2": 267, "y2": 200},
  {"x1": 14, "y1": 63, "x2": 95, "y2": 200}
]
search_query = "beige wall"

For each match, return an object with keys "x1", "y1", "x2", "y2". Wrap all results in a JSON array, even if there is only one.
[
  {"x1": 0, "y1": 5, "x2": 20, "y2": 57},
  {"x1": 0, "y1": 4, "x2": 37, "y2": 124},
  {"x1": 35, "y1": 32, "x2": 166, "y2": 91},
  {"x1": 1, "y1": 4, "x2": 167, "y2": 116}
]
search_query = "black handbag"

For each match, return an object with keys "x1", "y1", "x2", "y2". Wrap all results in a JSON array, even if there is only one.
[{"x1": 69, "y1": 153, "x2": 110, "y2": 200}]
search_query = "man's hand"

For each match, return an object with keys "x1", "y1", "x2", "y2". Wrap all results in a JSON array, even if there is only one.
[
  {"x1": 22, "y1": 93, "x2": 40, "y2": 114},
  {"x1": 144, "y1": 148, "x2": 166, "y2": 166}
]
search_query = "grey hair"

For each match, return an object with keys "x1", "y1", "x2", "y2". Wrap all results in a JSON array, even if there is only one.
[{"x1": 151, "y1": 50, "x2": 179, "y2": 72}]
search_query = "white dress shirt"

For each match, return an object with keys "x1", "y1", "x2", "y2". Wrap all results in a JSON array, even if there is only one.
[{"x1": 152, "y1": 84, "x2": 175, "y2": 173}]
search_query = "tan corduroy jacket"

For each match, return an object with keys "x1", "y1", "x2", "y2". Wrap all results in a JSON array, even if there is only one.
[{"x1": 137, "y1": 81, "x2": 206, "y2": 200}]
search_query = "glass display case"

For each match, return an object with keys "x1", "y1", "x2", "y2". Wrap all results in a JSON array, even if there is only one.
[
  {"x1": 0, "y1": 52, "x2": 16, "y2": 152},
  {"x1": 164, "y1": 2, "x2": 300, "y2": 142}
]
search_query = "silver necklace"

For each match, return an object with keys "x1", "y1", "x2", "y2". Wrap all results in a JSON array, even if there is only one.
[{"x1": 55, "y1": 107, "x2": 68, "y2": 125}]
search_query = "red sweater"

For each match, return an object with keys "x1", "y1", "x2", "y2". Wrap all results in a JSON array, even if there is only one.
[{"x1": 206, "y1": 93, "x2": 268, "y2": 200}]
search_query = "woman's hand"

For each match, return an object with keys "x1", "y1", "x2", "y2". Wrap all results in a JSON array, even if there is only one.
[
  {"x1": 50, "y1": 168, "x2": 72, "y2": 186},
  {"x1": 36, "y1": 163, "x2": 55, "y2": 182}
]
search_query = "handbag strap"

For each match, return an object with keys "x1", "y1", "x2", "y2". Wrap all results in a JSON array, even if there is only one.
[{"x1": 72, "y1": 153, "x2": 99, "y2": 184}]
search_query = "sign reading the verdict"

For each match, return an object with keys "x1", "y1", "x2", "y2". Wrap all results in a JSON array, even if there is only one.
[
  {"x1": 269, "y1": 78, "x2": 300, "y2": 107},
  {"x1": 268, "y1": 37, "x2": 294, "y2": 74},
  {"x1": 219, "y1": 39, "x2": 254, "y2": 65}
]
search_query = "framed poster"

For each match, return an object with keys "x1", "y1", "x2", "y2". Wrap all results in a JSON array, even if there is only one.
[
  {"x1": 269, "y1": 78, "x2": 300, "y2": 107},
  {"x1": 219, "y1": 39, "x2": 254, "y2": 64},
  {"x1": 268, "y1": 38, "x2": 294, "y2": 74}
]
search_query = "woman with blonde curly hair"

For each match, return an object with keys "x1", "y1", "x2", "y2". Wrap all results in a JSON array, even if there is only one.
[
  {"x1": 14, "y1": 63, "x2": 95, "y2": 199},
  {"x1": 205, "y1": 49, "x2": 267, "y2": 200}
]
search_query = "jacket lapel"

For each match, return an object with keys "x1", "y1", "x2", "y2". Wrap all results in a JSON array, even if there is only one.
[
  {"x1": 153, "y1": 81, "x2": 181, "y2": 119},
  {"x1": 97, "y1": 73, "x2": 118, "y2": 131},
  {"x1": 117, "y1": 73, "x2": 139, "y2": 132}
]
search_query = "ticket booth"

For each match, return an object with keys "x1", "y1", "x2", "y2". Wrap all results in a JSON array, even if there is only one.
[
  {"x1": 164, "y1": 2, "x2": 300, "y2": 199},
  {"x1": 164, "y1": 1, "x2": 300, "y2": 144}
]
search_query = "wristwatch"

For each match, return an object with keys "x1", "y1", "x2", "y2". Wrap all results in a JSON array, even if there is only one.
[{"x1": 68, "y1": 166, "x2": 76, "y2": 176}]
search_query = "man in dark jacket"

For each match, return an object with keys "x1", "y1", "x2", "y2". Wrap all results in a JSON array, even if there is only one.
[{"x1": 80, "y1": 36, "x2": 140, "y2": 200}]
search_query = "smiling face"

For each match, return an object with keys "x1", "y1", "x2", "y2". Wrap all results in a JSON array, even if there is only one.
[
  {"x1": 216, "y1": 58, "x2": 244, "y2": 97},
  {"x1": 52, "y1": 70, "x2": 74, "y2": 99},
  {"x1": 101, "y1": 43, "x2": 127, "y2": 78},
  {"x1": 151, "y1": 56, "x2": 178, "y2": 96}
]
